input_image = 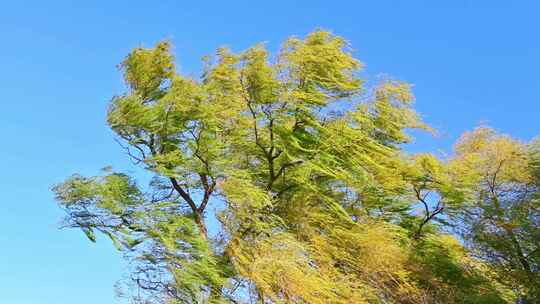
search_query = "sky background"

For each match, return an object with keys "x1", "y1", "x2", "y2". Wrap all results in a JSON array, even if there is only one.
[{"x1": 0, "y1": 1, "x2": 538, "y2": 303}]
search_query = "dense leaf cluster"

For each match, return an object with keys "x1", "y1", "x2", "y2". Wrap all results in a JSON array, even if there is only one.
[{"x1": 53, "y1": 31, "x2": 539, "y2": 303}]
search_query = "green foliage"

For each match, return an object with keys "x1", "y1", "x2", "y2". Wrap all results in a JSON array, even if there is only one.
[
  {"x1": 451, "y1": 127, "x2": 540, "y2": 301},
  {"x1": 52, "y1": 31, "x2": 536, "y2": 303},
  {"x1": 410, "y1": 234, "x2": 514, "y2": 303}
]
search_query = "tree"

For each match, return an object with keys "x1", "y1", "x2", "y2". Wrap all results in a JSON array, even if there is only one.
[
  {"x1": 53, "y1": 31, "x2": 515, "y2": 303},
  {"x1": 451, "y1": 127, "x2": 540, "y2": 302}
]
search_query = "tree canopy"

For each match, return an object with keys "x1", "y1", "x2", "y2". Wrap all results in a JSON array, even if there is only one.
[{"x1": 52, "y1": 30, "x2": 539, "y2": 303}]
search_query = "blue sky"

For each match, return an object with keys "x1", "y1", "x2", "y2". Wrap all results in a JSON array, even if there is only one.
[{"x1": 0, "y1": 1, "x2": 538, "y2": 303}]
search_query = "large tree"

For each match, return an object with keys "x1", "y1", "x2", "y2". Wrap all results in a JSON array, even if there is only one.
[{"x1": 53, "y1": 31, "x2": 517, "y2": 303}]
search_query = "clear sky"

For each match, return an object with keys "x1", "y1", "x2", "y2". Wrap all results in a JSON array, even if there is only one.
[{"x1": 0, "y1": 1, "x2": 538, "y2": 303}]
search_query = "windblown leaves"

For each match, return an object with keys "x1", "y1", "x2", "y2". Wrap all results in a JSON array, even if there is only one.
[
  {"x1": 52, "y1": 31, "x2": 531, "y2": 303},
  {"x1": 450, "y1": 127, "x2": 540, "y2": 300}
]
